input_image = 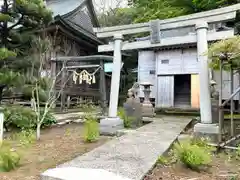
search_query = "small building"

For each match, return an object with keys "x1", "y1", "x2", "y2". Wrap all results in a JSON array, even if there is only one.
[{"x1": 137, "y1": 24, "x2": 239, "y2": 109}]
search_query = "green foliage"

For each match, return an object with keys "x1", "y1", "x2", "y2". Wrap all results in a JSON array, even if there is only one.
[
  {"x1": 12, "y1": 129, "x2": 36, "y2": 147},
  {"x1": 83, "y1": 115, "x2": 99, "y2": 143},
  {"x1": 208, "y1": 36, "x2": 240, "y2": 70},
  {"x1": 3, "y1": 106, "x2": 56, "y2": 130},
  {"x1": 236, "y1": 144, "x2": 240, "y2": 159},
  {"x1": 0, "y1": 141, "x2": 21, "y2": 172},
  {"x1": 98, "y1": 8, "x2": 137, "y2": 26},
  {"x1": 40, "y1": 109, "x2": 57, "y2": 128},
  {"x1": 173, "y1": 138, "x2": 212, "y2": 171},
  {"x1": 0, "y1": 48, "x2": 17, "y2": 60},
  {"x1": 157, "y1": 155, "x2": 169, "y2": 165},
  {"x1": 117, "y1": 107, "x2": 133, "y2": 128},
  {"x1": 128, "y1": 0, "x2": 238, "y2": 23},
  {"x1": 0, "y1": 0, "x2": 52, "y2": 51}
]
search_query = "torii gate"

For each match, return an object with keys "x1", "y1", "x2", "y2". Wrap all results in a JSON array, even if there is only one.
[{"x1": 94, "y1": 4, "x2": 240, "y2": 134}]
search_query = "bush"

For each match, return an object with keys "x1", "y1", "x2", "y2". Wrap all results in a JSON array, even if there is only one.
[
  {"x1": 3, "y1": 106, "x2": 57, "y2": 130},
  {"x1": 39, "y1": 110, "x2": 57, "y2": 128},
  {"x1": 4, "y1": 106, "x2": 36, "y2": 129},
  {"x1": 173, "y1": 139, "x2": 212, "y2": 171},
  {"x1": 0, "y1": 141, "x2": 21, "y2": 172},
  {"x1": 83, "y1": 114, "x2": 99, "y2": 143}
]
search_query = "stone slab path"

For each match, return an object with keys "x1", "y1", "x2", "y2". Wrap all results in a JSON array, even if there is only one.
[{"x1": 41, "y1": 116, "x2": 192, "y2": 180}]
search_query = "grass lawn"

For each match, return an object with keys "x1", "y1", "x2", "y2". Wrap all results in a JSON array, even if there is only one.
[{"x1": 0, "y1": 123, "x2": 110, "y2": 180}]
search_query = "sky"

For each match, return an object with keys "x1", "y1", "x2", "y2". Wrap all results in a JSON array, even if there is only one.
[{"x1": 0, "y1": 0, "x2": 128, "y2": 12}]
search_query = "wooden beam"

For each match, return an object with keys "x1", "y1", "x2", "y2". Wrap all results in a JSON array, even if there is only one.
[
  {"x1": 98, "y1": 30, "x2": 234, "y2": 52},
  {"x1": 66, "y1": 65, "x2": 100, "y2": 69},
  {"x1": 51, "y1": 55, "x2": 113, "y2": 62},
  {"x1": 93, "y1": 4, "x2": 240, "y2": 38}
]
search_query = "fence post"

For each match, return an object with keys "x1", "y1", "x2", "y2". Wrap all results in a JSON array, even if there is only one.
[{"x1": 0, "y1": 107, "x2": 4, "y2": 143}]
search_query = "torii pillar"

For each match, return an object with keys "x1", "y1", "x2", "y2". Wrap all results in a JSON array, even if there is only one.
[
  {"x1": 194, "y1": 21, "x2": 219, "y2": 140},
  {"x1": 99, "y1": 34, "x2": 124, "y2": 135}
]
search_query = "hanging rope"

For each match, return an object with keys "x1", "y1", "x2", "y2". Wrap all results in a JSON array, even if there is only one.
[{"x1": 71, "y1": 66, "x2": 102, "y2": 85}]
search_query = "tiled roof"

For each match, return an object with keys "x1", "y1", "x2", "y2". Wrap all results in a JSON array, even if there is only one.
[{"x1": 46, "y1": 0, "x2": 100, "y2": 43}]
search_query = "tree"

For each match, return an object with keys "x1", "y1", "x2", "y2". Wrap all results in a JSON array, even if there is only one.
[
  {"x1": 98, "y1": 7, "x2": 136, "y2": 26},
  {"x1": 129, "y1": 0, "x2": 240, "y2": 23},
  {"x1": 208, "y1": 36, "x2": 240, "y2": 70},
  {"x1": 0, "y1": 0, "x2": 52, "y2": 99},
  {"x1": 30, "y1": 36, "x2": 65, "y2": 140},
  {"x1": 0, "y1": 0, "x2": 52, "y2": 52}
]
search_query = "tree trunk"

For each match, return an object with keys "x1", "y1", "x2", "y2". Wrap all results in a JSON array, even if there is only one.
[{"x1": 36, "y1": 124, "x2": 41, "y2": 140}]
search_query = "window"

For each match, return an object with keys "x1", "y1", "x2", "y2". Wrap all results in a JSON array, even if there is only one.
[
  {"x1": 149, "y1": 70, "x2": 155, "y2": 74},
  {"x1": 161, "y1": 59, "x2": 169, "y2": 64}
]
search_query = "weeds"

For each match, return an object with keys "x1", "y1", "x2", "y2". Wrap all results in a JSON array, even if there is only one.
[
  {"x1": 83, "y1": 114, "x2": 99, "y2": 143},
  {"x1": 0, "y1": 140, "x2": 21, "y2": 172},
  {"x1": 173, "y1": 138, "x2": 212, "y2": 171},
  {"x1": 117, "y1": 107, "x2": 134, "y2": 128},
  {"x1": 11, "y1": 129, "x2": 36, "y2": 147}
]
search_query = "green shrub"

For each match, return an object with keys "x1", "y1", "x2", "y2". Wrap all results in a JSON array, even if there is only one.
[
  {"x1": 3, "y1": 106, "x2": 57, "y2": 130},
  {"x1": 39, "y1": 110, "x2": 57, "y2": 128},
  {"x1": 173, "y1": 139, "x2": 212, "y2": 171},
  {"x1": 190, "y1": 137, "x2": 216, "y2": 152},
  {"x1": 83, "y1": 115, "x2": 99, "y2": 143},
  {"x1": 12, "y1": 129, "x2": 36, "y2": 147},
  {"x1": 117, "y1": 107, "x2": 133, "y2": 128},
  {"x1": 0, "y1": 141, "x2": 21, "y2": 172},
  {"x1": 157, "y1": 156, "x2": 168, "y2": 165},
  {"x1": 4, "y1": 106, "x2": 36, "y2": 129}
]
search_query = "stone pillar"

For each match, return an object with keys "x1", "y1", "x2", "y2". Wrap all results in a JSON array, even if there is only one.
[
  {"x1": 108, "y1": 34, "x2": 123, "y2": 117},
  {"x1": 194, "y1": 21, "x2": 219, "y2": 142},
  {"x1": 196, "y1": 21, "x2": 212, "y2": 124},
  {"x1": 99, "y1": 34, "x2": 124, "y2": 135},
  {"x1": 0, "y1": 107, "x2": 4, "y2": 143}
]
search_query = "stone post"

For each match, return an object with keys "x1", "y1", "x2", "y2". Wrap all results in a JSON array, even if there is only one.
[
  {"x1": 196, "y1": 21, "x2": 212, "y2": 124},
  {"x1": 210, "y1": 80, "x2": 219, "y2": 124},
  {"x1": 140, "y1": 82, "x2": 155, "y2": 117},
  {"x1": 108, "y1": 34, "x2": 123, "y2": 117},
  {"x1": 99, "y1": 34, "x2": 124, "y2": 135},
  {"x1": 194, "y1": 21, "x2": 219, "y2": 142},
  {"x1": 0, "y1": 107, "x2": 4, "y2": 143}
]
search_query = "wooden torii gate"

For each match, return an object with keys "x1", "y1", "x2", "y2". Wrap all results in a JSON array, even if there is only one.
[{"x1": 93, "y1": 4, "x2": 240, "y2": 134}]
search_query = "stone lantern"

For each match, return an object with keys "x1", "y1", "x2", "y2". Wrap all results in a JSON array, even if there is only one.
[
  {"x1": 210, "y1": 80, "x2": 219, "y2": 124},
  {"x1": 140, "y1": 82, "x2": 155, "y2": 117}
]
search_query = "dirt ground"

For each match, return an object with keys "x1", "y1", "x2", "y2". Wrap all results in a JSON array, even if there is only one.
[
  {"x1": 144, "y1": 127, "x2": 240, "y2": 180},
  {"x1": 144, "y1": 153, "x2": 240, "y2": 180},
  {"x1": 0, "y1": 123, "x2": 110, "y2": 180}
]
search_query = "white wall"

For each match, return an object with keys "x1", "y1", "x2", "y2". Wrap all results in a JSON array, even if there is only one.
[
  {"x1": 214, "y1": 71, "x2": 240, "y2": 100},
  {"x1": 137, "y1": 48, "x2": 240, "y2": 102},
  {"x1": 137, "y1": 51, "x2": 156, "y2": 98},
  {"x1": 156, "y1": 48, "x2": 199, "y2": 75}
]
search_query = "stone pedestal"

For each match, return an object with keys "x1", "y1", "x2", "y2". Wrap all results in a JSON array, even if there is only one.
[
  {"x1": 211, "y1": 98, "x2": 219, "y2": 124},
  {"x1": 99, "y1": 117, "x2": 124, "y2": 136},
  {"x1": 194, "y1": 123, "x2": 219, "y2": 142},
  {"x1": 140, "y1": 82, "x2": 155, "y2": 117}
]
